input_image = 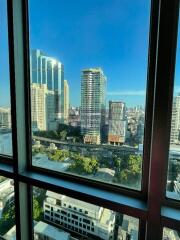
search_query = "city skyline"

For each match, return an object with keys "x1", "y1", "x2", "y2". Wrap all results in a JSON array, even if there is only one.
[{"x1": 1, "y1": 0, "x2": 180, "y2": 108}]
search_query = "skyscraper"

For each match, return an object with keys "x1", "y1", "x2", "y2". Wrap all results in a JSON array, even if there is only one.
[
  {"x1": 170, "y1": 94, "x2": 180, "y2": 144},
  {"x1": 30, "y1": 49, "x2": 64, "y2": 120},
  {"x1": 81, "y1": 68, "x2": 106, "y2": 144},
  {"x1": 31, "y1": 83, "x2": 47, "y2": 131},
  {"x1": 64, "y1": 80, "x2": 69, "y2": 123},
  {"x1": 108, "y1": 101, "x2": 127, "y2": 145},
  {"x1": 0, "y1": 107, "x2": 11, "y2": 129},
  {"x1": 31, "y1": 83, "x2": 57, "y2": 131}
]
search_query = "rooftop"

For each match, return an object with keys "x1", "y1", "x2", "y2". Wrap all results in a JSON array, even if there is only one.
[
  {"x1": 46, "y1": 191, "x2": 101, "y2": 214},
  {"x1": 34, "y1": 221, "x2": 70, "y2": 240}
]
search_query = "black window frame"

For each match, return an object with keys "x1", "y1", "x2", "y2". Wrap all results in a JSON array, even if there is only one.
[{"x1": 0, "y1": 0, "x2": 179, "y2": 239}]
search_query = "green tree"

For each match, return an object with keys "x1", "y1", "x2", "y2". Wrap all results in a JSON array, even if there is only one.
[
  {"x1": 114, "y1": 154, "x2": 142, "y2": 187},
  {"x1": 0, "y1": 203, "x2": 15, "y2": 236},
  {"x1": 33, "y1": 197, "x2": 43, "y2": 221},
  {"x1": 68, "y1": 155, "x2": 99, "y2": 174}
]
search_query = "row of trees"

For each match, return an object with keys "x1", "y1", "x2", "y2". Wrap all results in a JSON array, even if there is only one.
[
  {"x1": 33, "y1": 145, "x2": 142, "y2": 186},
  {"x1": 33, "y1": 124, "x2": 83, "y2": 143}
]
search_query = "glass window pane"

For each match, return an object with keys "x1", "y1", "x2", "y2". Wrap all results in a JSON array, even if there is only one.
[
  {"x1": 167, "y1": 20, "x2": 180, "y2": 200},
  {"x1": 29, "y1": 0, "x2": 151, "y2": 190},
  {"x1": 0, "y1": 176, "x2": 16, "y2": 239},
  {"x1": 163, "y1": 227, "x2": 180, "y2": 240},
  {"x1": 32, "y1": 186, "x2": 139, "y2": 240},
  {"x1": 0, "y1": 0, "x2": 12, "y2": 156}
]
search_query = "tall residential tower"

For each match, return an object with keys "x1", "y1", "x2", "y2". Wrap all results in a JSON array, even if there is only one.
[
  {"x1": 64, "y1": 80, "x2": 69, "y2": 123},
  {"x1": 108, "y1": 101, "x2": 127, "y2": 145},
  {"x1": 81, "y1": 68, "x2": 106, "y2": 144},
  {"x1": 30, "y1": 49, "x2": 64, "y2": 120},
  {"x1": 170, "y1": 94, "x2": 180, "y2": 144}
]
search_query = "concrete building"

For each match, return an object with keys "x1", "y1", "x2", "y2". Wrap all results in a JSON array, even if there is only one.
[
  {"x1": 81, "y1": 68, "x2": 106, "y2": 144},
  {"x1": 64, "y1": 80, "x2": 69, "y2": 123},
  {"x1": 68, "y1": 107, "x2": 80, "y2": 127},
  {"x1": 31, "y1": 83, "x2": 47, "y2": 131},
  {"x1": 31, "y1": 83, "x2": 57, "y2": 131},
  {"x1": 0, "y1": 107, "x2": 11, "y2": 129},
  {"x1": 43, "y1": 191, "x2": 115, "y2": 240},
  {"x1": 30, "y1": 49, "x2": 64, "y2": 120},
  {"x1": 170, "y1": 94, "x2": 180, "y2": 144},
  {"x1": 0, "y1": 179, "x2": 14, "y2": 218},
  {"x1": 108, "y1": 101, "x2": 126, "y2": 145},
  {"x1": 3, "y1": 225, "x2": 16, "y2": 240},
  {"x1": 34, "y1": 221, "x2": 70, "y2": 240}
]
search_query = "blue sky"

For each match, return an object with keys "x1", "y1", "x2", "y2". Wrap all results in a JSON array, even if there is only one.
[{"x1": 1, "y1": 0, "x2": 180, "y2": 107}]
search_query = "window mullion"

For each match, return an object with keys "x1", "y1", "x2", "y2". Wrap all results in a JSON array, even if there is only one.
[
  {"x1": 146, "y1": 0, "x2": 179, "y2": 239},
  {"x1": 7, "y1": 0, "x2": 32, "y2": 239}
]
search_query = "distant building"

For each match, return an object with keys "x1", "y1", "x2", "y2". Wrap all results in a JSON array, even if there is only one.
[
  {"x1": 170, "y1": 94, "x2": 180, "y2": 144},
  {"x1": 64, "y1": 80, "x2": 69, "y2": 123},
  {"x1": 43, "y1": 191, "x2": 115, "y2": 240},
  {"x1": 108, "y1": 101, "x2": 126, "y2": 145},
  {"x1": 136, "y1": 122, "x2": 144, "y2": 144},
  {"x1": 68, "y1": 107, "x2": 80, "y2": 127},
  {"x1": 81, "y1": 68, "x2": 106, "y2": 144},
  {"x1": 0, "y1": 107, "x2": 11, "y2": 129},
  {"x1": 31, "y1": 83, "x2": 47, "y2": 131},
  {"x1": 0, "y1": 179, "x2": 14, "y2": 218},
  {"x1": 34, "y1": 221, "x2": 70, "y2": 240},
  {"x1": 30, "y1": 49, "x2": 64, "y2": 120},
  {"x1": 31, "y1": 83, "x2": 57, "y2": 131}
]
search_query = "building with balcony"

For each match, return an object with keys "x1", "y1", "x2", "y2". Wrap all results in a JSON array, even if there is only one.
[
  {"x1": 81, "y1": 68, "x2": 106, "y2": 144},
  {"x1": 43, "y1": 191, "x2": 115, "y2": 240}
]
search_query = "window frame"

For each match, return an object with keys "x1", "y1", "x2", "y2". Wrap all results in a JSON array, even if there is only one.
[{"x1": 0, "y1": 0, "x2": 179, "y2": 239}]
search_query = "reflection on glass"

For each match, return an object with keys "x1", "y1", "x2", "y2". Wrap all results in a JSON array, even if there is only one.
[
  {"x1": 33, "y1": 186, "x2": 139, "y2": 240},
  {"x1": 29, "y1": 0, "x2": 150, "y2": 190},
  {"x1": 167, "y1": 21, "x2": 180, "y2": 200},
  {"x1": 0, "y1": 0, "x2": 12, "y2": 156},
  {"x1": 0, "y1": 176, "x2": 15, "y2": 239},
  {"x1": 163, "y1": 227, "x2": 180, "y2": 240}
]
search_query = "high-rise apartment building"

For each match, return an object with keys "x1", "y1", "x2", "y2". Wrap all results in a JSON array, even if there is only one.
[
  {"x1": 170, "y1": 94, "x2": 180, "y2": 144},
  {"x1": 31, "y1": 83, "x2": 57, "y2": 131},
  {"x1": 43, "y1": 191, "x2": 115, "y2": 240},
  {"x1": 0, "y1": 107, "x2": 11, "y2": 129},
  {"x1": 30, "y1": 49, "x2": 64, "y2": 120},
  {"x1": 31, "y1": 84, "x2": 47, "y2": 131},
  {"x1": 64, "y1": 80, "x2": 69, "y2": 123},
  {"x1": 108, "y1": 101, "x2": 126, "y2": 145},
  {"x1": 81, "y1": 68, "x2": 106, "y2": 144}
]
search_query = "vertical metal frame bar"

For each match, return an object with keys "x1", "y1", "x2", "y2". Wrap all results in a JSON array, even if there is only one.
[
  {"x1": 7, "y1": 0, "x2": 33, "y2": 239},
  {"x1": 146, "y1": 0, "x2": 180, "y2": 239},
  {"x1": 141, "y1": 0, "x2": 160, "y2": 199}
]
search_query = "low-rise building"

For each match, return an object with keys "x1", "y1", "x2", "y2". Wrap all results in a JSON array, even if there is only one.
[
  {"x1": 34, "y1": 221, "x2": 70, "y2": 240},
  {"x1": 0, "y1": 179, "x2": 14, "y2": 218},
  {"x1": 0, "y1": 107, "x2": 11, "y2": 129},
  {"x1": 3, "y1": 225, "x2": 16, "y2": 240},
  {"x1": 43, "y1": 191, "x2": 115, "y2": 240}
]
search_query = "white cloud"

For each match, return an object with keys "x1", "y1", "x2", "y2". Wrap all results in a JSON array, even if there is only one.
[{"x1": 107, "y1": 90, "x2": 146, "y2": 96}]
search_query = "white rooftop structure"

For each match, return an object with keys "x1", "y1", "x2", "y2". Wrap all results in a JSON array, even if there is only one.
[
  {"x1": 34, "y1": 221, "x2": 70, "y2": 240},
  {"x1": 46, "y1": 191, "x2": 101, "y2": 217},
  {"x1": 44, "y1": 191, "x2": 115, "y2": 240},
  {"x1": 33, "y1": 153, "x2": 70, "y2": 172},
  {"x1": 3, "y1": 225, "x2": 16, "y2": 240},
  {"x1": 0, "y1": 179, "x2": 14, "y2": 218}
]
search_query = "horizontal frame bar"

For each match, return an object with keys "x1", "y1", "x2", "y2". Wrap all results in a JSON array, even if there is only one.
[
  {"x1": 19, "y1": 170, "x2": 148, "y2": 220},
  {"x1": 0, "y1": 162, "x2": 14, "y2": 178}
]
